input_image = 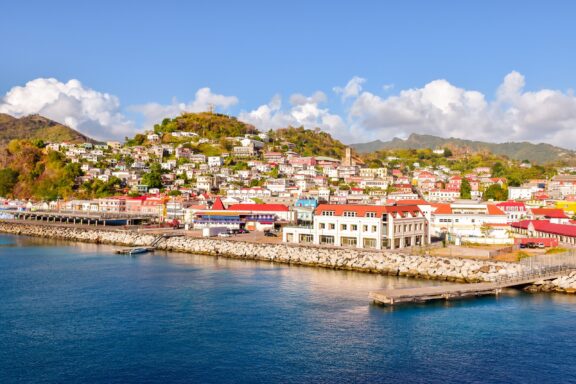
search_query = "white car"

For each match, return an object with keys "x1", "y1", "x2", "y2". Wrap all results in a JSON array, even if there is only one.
[{"x1": 218, "y1": 232, "x2": 232, "y2": 237}]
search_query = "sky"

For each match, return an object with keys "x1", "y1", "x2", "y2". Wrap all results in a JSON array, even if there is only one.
[{"x1": 2, "y1": 0, "x2": 576, "y2": 147}]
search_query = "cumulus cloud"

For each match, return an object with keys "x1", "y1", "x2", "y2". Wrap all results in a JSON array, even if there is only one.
[
  {"x1": 0, "y1": 78, "x2": 135, "y2": 140},
  {"x1": 345, "y1": 72, "x2": 576, "y2": 147},
  {"x1": 129, "y1": 88, "x2": 238, "y2": 129},
  {"x1": 238, "y1": 91, "x2": 349, "y2": 140},
  {"x1": 333, "y1": 76, "x2": 365, "y2": 100}
]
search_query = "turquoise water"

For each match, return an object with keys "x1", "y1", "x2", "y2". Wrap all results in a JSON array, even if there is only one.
[{"x1": 1, "y1": 234, "x2": 576, "y2": 383}]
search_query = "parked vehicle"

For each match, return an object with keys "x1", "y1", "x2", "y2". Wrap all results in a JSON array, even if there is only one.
[
  {"x1": 264, "y1": 231, "x2": 277, "y2": 237},
  {"x1": 238, "y1": 228, "x2": 249, "y2": 234},
  {"x1": 537, "y1": 242, "x2": 545, "y2": 248},
  {"x1": 203, "y1": 227, "x2": 229, "y2": 237},
  {"x1": 526, "y1": 242, "x2": 537, "y2": 249},
  {"x1": 218, "y1": 232, "x2": 232, "y2": 237},
  {"x1": 519, "y1": 243, "x2": 527, "y2": 249}
]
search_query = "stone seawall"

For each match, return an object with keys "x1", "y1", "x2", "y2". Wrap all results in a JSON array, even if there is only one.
[
  {"x1": 0, "y1": 221, "x2": 528, "y2": 283},
  {"x1": 524, "y1": 272, "x2": 576, "y2": 294}
]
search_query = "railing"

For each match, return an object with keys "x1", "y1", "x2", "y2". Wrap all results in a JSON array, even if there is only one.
[{"x1": 494, "y1": 264, "x2": 576, "y2": 285}]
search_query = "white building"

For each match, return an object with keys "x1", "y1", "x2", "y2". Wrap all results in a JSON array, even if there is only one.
[{"x1": 283, "y1": 204, "x2": 428, "y2": 250}]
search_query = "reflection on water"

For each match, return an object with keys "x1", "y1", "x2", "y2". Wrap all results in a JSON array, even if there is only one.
[{"x1": 3, "y1": 234, "x2": 576, "y2": 384}]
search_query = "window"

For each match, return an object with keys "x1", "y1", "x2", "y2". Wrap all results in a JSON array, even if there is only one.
[
  {"x1": 363, "y1": 225, "x2": 368, "y2": 232},
  {"x1": 363, "y1": 238, "x2": 377, "y2": 248},
  {"x1": 341, "y1": 237, "x2": 357, "y2": 247},
  {"x1": 343, "y1": 211, "x2": 357, "y2": 217},
  {"x1": 299, "y1": 234, "x2": 313, "y2": 243},
  {"x1": 351, "y1": 224, "x2": 358, "y2": 231},
  {"x1": 320, "y1": 223, "x2": 326, "y2": 229},
  {"x1": 320, "y1": 235, "x2": 334, "y2": 244},
  {"x1": 341, "y1": 224, "x2": 347, "y2": 231},
  {"x1": 366, "y1": 212, "x2": 376, "y2": 218},
  {"x1": 372, "y1": 225, "x2": 377, "y2": 232},
  {"x1": 329, "y1": 223, "x2": 335, "y2": 230},
  {"x1": 322, "y1": 211, "x2": 335, "y2": 216}
]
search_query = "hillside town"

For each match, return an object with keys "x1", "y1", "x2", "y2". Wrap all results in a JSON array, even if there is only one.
[{"x1": 3, "y1": 118, "x2": 576, "y2": 251}]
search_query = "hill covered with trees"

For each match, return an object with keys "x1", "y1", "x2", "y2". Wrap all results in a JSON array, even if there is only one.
[{"x1": 0, "y1": 114, "x2": 97, "y2": 145}]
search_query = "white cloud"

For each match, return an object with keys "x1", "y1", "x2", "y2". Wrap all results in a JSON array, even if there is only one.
[
  {"x1": 345, "y1": 72, "x2": 576, "y2": 147},
  {"x1": 0, "y1": 78, "x2": 135, "y2": 140},
  {"x1": 239, "y1": 92, "x2": 349, "y2": 140},
  {"x1": 333, "y1": 76, "x2": 365, "y2": 100},
  {"x1": 129, "y1": 87, "x2": 238, "y2": 129}
]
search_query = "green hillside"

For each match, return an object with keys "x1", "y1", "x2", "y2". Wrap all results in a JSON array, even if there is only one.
[
  {"x1": 351, "y1": 133, "x2": 576, "y2": 164},
  {"x1": 153, "y1": 112, "x2": 258, "y2": 139},
  {"x1": 0, "y1": 113, "x2": 96, "y2": 145},
  {"x1": 271, "y1": 126, "x2": 347, "y2": 158}
]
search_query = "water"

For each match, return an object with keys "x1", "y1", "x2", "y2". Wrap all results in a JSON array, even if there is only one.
[{"x1": 1, "y1": 234, "x2": 576, "y2": 384}]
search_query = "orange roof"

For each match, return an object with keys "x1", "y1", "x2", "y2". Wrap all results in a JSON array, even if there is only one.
[
  {"x1": 487, "y1": 205, "x2": 506, "y2": 215},
  {"x1": 531, "y1": 208, "x2": 568, "y2": 219},
  {"x1": 431, "y1": 204, "x2": 452, "y2": 214}
]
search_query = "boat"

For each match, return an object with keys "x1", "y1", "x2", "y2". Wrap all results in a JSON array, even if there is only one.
[{"x1": 115, "y1": 247, "x2": 154, "y2": 255}]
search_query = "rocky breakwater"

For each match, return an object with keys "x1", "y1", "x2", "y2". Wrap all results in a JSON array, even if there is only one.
[
  {"x1": 0, "y1": 221, "x2": 156, "y2": 247},
  {"x1": 524, "y1": 271, "x2": 576, "y2": 294},
  {"x1": 158, "y1": 233, "x2": 526, "y2": 283},
  {"x1": 0, "y1": 221, "x2": 528, "y2": 283}
]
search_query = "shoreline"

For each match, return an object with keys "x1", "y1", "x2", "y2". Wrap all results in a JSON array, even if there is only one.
[{"x1": 0, "y1": 220, "x2": 530, "y2": 284}]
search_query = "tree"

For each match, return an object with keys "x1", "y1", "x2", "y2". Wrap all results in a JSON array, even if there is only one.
[
  {"x1": 480, "y1": 223, "x2": 492, "y2": 238},
  {"x1": 141, "y1": 163, "x2": 164, "y2": 189},
  {"x1": 491, "y1": 162, "x2": 506, "y2": 177},
  {"x1": 0, "y1": 168, "x2": 19, "y2": 197},
  {"x1": 483, "y1": 184, "x2": 508, "y2": 201},
  {"x1": 443, "y1": 148, "x2": 453, "y2": 157},
  {"x1": 460, "y1": 178, "x2": 472, "y2": 199}
]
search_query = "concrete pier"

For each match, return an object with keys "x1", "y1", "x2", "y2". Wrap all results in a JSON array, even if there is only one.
[{"x1": 370, "y1": 267, "x2": 575, "y2": 305}]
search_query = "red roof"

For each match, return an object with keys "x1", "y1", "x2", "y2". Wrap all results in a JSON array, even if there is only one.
[
  {"x1": 531, "y1": 208, "x2": 568, "y2": 219},
  {"x1": 314, "y1": 204, "x2": 421, "y2": 218},
  {"x1": 227, "y1": 204, "x2": 289, "y2": 212},
  {"x1": 395, "y1": 199, "x2": 429, "y2": 205},
  {"x1": 512, "y1": 220, "x2": 576, "y2": 238},
  {"x1": 211, "y1": 197, "x2": 226, "y2": 210},
  {"x1": 496, "y1": 201, "x2": 526, "y2": 208}
]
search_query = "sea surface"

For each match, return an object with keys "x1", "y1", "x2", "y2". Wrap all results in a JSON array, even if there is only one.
[{"x1": 1, "y1": 234, "x2": 576, "y2": 384}]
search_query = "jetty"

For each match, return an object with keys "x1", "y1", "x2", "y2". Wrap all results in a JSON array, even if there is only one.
[
  {"x1": 115, "y1": 233, "x2": 183, "y2": 255},
  {"x1": 370, "y1": 265, "x2": 576, "y2": 305}
]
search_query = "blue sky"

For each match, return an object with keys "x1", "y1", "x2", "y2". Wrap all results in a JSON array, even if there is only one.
[{"x1": 2, "y1": 1, "x2": 576, "y2": 146}]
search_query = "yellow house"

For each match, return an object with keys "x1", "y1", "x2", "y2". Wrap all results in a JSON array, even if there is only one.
[{"x1": 555, "y1": 201, "x2": 576, "y2": 216}]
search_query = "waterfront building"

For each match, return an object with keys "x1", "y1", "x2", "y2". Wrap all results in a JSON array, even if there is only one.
[
  {"x1": 283, "y1": 203, "x2": 428, "y2": 250},
  {"x1": 430, "y1": 201, "x2": 508, "y2": 239}
]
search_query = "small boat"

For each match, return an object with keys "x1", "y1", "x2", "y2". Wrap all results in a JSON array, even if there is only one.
[
  {"x1": 115, "y1": 247, "x2": 154, "y2": 255},
  {"x1": 128, "y1": 247, "x2": 151, "y2": 255}
]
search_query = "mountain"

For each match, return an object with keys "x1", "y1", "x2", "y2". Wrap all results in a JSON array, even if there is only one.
[
  {"x1": 0, "y1": 113, "x2": 97, "y2": 145},
  {"x1": 351, "y1": 133, "x2": 576, "y2": 164}
]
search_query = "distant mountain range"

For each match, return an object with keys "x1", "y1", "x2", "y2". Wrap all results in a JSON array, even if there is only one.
[
  {"x1": 351, "y1": 133, "x2": 576, "y2": 164},
  {"x1": 0, "y1": 113, "x2": 97, "y2": 145}
]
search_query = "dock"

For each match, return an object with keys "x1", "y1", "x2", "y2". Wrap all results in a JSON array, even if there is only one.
[{"x1": 370, "y1": 265, "x2": 576, "y2": 305}]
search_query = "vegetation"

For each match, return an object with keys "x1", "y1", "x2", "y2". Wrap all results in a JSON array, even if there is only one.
[
  {"x1": 460, "y1": 178, "x2": 471, "y2": 199},
  {"x1": 271, "y1": 126, "x2": 346, "y2": 158},
  {"x1": 0, "y1": 113, "x2": 97, "y2": 145},
  {"x1": 351, "y1": 133, "x2": 576, "y2": 164},
  {"x1": 141, "y1": 163, "x2": 164, "y2": 189},
  {"x1": 153, "y1": 112, "x2": 257, "y2": 139},
  {"x1": 0, "y1": 139, "x2": 84, "y2": 200},
  {"x1": 483, "y1": 184, "x2": 508, "y2": 201}
]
